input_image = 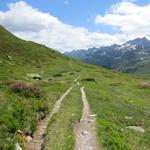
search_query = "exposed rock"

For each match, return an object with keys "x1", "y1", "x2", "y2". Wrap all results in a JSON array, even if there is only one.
[
  {"x1": 37, "y1": 112, "x2": 46, "y2": 120},
  {"x1": 74, "y1": 76, "x2": 80, "y2": 82},
  {"x1": 17, "y1": 130, "x2": 23, "y2": 135},
  {"x1": 15, "y1": 142, "x2": 22, "y2": 150},
  {"x1": 27, "y1": 73, "x2": 42, "y2": 80},
  {"x1": 80, "y1": 118, "x2": 84, "y2": 122},
  {"x1": 26, "y1": 136, "x2": 32, "y2": 142},
  {"x1": 126, "y1": 126, "x2": 145, "y2": 133},
  {"x1": 7, "y1": 55, "x2": 12, "y2": 59},
  {"x1": 23, "y1": 128, "x2": 32, "y2": 136},
  {"x1": 125, "y1": 116, "x2": 133, "y2": 119},
  {"x1": 89, "y1": 114, "x2": 97, "y2": 117},
  {"x1": 81, "y1": 130, "x2": 88, "y2": 136}
]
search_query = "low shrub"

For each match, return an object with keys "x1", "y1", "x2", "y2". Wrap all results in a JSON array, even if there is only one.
[
  {"x1": 69, "y1": 72, "x2": 75, "y2": 75},
  {"x1": 109, "y1": 82, "x2": 122, "y2": 86},
  {"x1": 138, "y1": 82, "x2": 150, "y2": 89},
  {"x1": 81, "y1": 78, "x2": 96, "y2": 82},
  {"x1": 104, "y1": 74, "x2": 115, "y2": 78},
  {"x1": 53, "y1": 73, "x2": 63, "y2": 77},
  {"x1": 5, "y1": 80, "x2": 41, "y2": 98}
]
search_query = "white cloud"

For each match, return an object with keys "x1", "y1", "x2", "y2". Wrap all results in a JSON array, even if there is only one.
[
  {"x1": 0, "y1": 1, "x2": 125, "y2": 52},
  {"x1": 95, "y1": 1, "x2": 150, "y2": 40}
]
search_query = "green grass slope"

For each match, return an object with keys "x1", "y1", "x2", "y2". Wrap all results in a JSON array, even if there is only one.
[
  {"x1": 0, "y1": 26, "x2": 149, "y2": 150},
  {"x1": 0, "y1": 25, "x2": 81, "y2": 149},
  {"x1": 0, "y1": 25, "x2": 78, "y2": 80}
]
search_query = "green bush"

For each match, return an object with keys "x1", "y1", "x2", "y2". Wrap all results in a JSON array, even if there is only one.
[
  {"x1": 53, "y1": 73, "x2": 63, "y2": 77},
  {"x1": 81, "y1": 78, "x2": 96, "y2": 82}
]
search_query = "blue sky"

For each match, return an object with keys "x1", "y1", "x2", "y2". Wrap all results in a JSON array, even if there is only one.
[
  {"x1": 0, "y1": 0, "x2": 150, "y2": 51},
  {"x1": 1, "y1": 0, "x2": 149, "y2": 33}
]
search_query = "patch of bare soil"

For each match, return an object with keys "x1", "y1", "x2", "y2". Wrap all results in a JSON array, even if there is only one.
[
  {"x1": 74, "y1": 87, "x2": 99, "y2": 150},
  {"x1": 25, "y1": 87, "x2": 73, "y2": 150}
]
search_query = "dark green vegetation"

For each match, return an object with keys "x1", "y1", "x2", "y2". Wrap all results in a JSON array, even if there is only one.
[
  {"x1": 65, "y1": 37, "x2": 150, "y2": 76},
  {"x1": 0, "y1": 26, "x2": 150, "y2": 150}
]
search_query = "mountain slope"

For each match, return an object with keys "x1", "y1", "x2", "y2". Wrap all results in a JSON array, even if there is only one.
[
  {"x1": 0, "y1": 26, "x2": 150, "y2": 150},
  {"x1": 65, "y1": 37, "x2": 150, "y2": 75},
  {"x1": 0, "y1": 25, "x2": 83, "y2": 149},
  {"x1": 0, "y1": 25, "x2": 77, "y2": 80}
]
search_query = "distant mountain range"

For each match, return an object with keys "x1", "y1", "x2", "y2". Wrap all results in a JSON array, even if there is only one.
[{"x1": 65, "y1": 37, "x2": 150, "y2": 75}]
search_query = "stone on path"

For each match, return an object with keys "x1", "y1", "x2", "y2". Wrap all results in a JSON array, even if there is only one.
[{"x1": 126, "y1": 126, "x2": 145, "y2": 133}]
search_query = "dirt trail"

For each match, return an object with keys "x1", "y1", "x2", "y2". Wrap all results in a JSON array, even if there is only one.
[
  {"x1": 74, "y1": 87, "x2": 99, "y2": 150},
  {"x1": 25, "y1": 87, "x2": 73, "y2": 150}
]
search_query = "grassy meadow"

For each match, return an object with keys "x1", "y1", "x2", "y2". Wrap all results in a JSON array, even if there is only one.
[
  {"x1": 0, "y1": 25, "x2": 150, "y2": 150},
  {"x1": 79, "y1": 67, "x2": 150, "y2": 150}
]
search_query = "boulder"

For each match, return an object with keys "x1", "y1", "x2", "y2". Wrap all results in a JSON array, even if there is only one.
[
  {"x1": 23, "y1": 128, "x2": 32, "y2": 136},
  {"x1": 37, "y1": 112, "x2": 46, "y2": 120},
  {"x1": 26, "y1": 135, "x2": 32, "y2": 142},
  {"x1": 126, "y1": 126, "x2": 145, "y2": 133},
  {"x1": 7, "y1": 55, "x2": 12, "y2": 59},
  {"x1": 17, "y1": 130, "x2": 23, "y2": 135},
  {"x1": 15, "y1": 142, "x2": 22, "y2": 150},
  {"x1": 125, "y1": 116, "x2": 133, "y2": 119},
  {"x1": 27, "y1": 73, "x2": 42, "y2": 80}
]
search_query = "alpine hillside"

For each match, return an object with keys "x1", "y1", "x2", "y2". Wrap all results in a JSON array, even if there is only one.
[{"x1": 0, "y1": 26, "x2": 150, "y2": 150}]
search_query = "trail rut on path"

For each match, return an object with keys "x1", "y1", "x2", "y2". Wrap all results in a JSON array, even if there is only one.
[
  {"x1": 25, "y1": 87, "x2": 73, "y2": 150},
  {"x1": 75, "y1": 87, "x2": 99, "y2": 150}
]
